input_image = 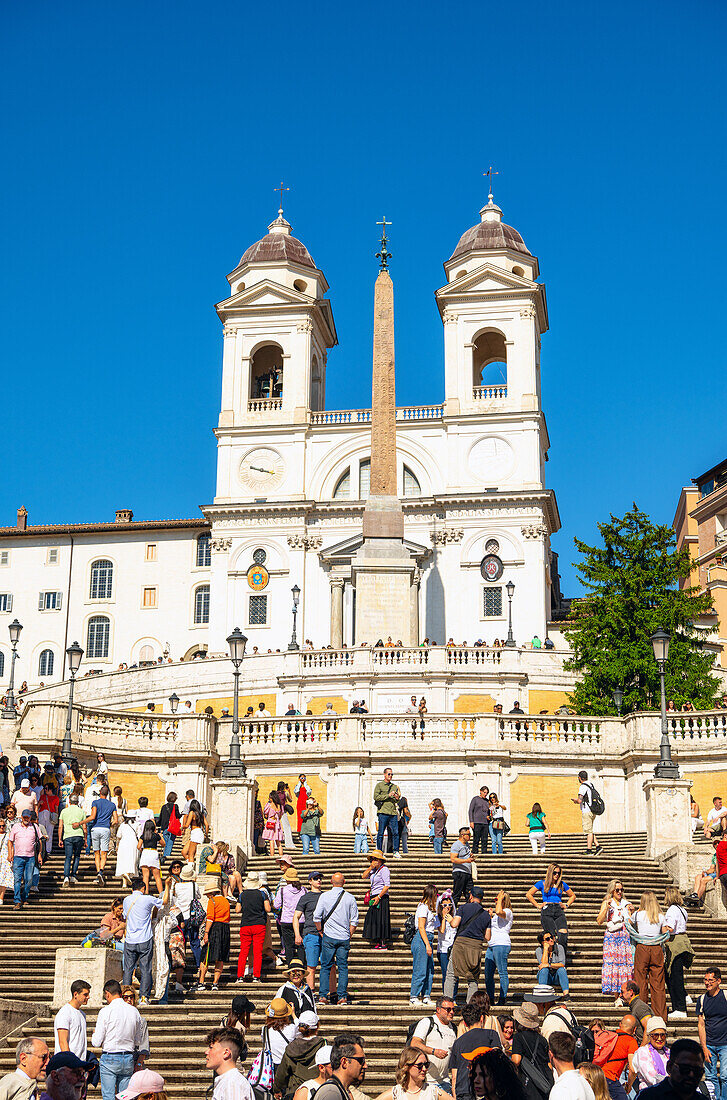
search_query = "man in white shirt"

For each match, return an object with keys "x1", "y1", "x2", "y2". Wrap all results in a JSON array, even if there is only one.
[
  {"x1": 705, "y1": 797, "x2": 727, "y2": 839},
  {"x1": 122, "y1": 878, "x2": 164, "y2": 1005},
  {"x1": 411, "y1": 996, "x2": 457, "y2": 1089},
  {"x1": 91, "y1": 980, "x2": 146, "y2": 1100},
  {"x1": 548, "y1": 1032, "x2": 595, "y2": 1100},
  {"x1": 572, "y1": 770, "x2": 603, "y2": 856},
  {"x1": 205, "y1": 1028, "x2": 254, "y2": 1100},
  {"x1": 54, "y1": 981, "x2": 91, "y2": 1058}
]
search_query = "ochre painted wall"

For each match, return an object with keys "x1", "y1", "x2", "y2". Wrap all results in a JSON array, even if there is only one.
[
  {"x1": 304, "y1": 696, "x2": 349, "y2": 716},
  {"x1": 196, "y1": 694, "x2": 278, "y2": 717},
  {"x1": 104, "y1": 770, "x2": 166, "y2": 812},
  {"x1": 682, "y1": 771, "x2": 727, "y2": 819},
  {"x1": 509, "y1": 774, "x2": 583, "y2": 835},
  {"x1": 454, "y1": 695, "x2": 496, "y2": 713},
  {"x1": 528, "y1": 689, "x2": 571, "y2": 714},
  {"x1": 256, "y1": 773, "x2": 328, "y2": 832}
]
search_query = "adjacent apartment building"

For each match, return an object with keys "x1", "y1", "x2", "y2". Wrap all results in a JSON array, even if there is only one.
[{"x1": 674, "y1": 457, "x2": 727, "y2": 667}]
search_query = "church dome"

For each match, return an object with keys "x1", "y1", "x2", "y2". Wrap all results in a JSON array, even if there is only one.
[
  {"x1": 448, "y1": 197, "x2": 531, "y2": 263},
  {"x1": 239, "y1": 213, "x2": 317, "y2": 270}
]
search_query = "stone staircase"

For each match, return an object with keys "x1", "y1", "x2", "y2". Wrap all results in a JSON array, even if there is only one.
[{"x1": 0, "y1": 831, "x2": 720, "y2": 1097}]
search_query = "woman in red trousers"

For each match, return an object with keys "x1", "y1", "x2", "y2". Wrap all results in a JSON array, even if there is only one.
[{"x1": 236, "y1": 870, "x2": 272, "y2": 982}]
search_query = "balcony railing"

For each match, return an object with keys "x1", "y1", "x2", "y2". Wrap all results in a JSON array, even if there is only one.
[
  {"x1": 309, "y1": 404, "x2": 444, "y2": 426},
  {"x1": 473, "y1": 385, "x2": 507, "y2": 400},
  {"x1": 248, "y1": 398, "x2": 282, "y2": 413}
]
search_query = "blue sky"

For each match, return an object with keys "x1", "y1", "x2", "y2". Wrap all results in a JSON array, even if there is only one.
[{"x1": 2, "y1": 0, "x2": 725, "y2": 594}]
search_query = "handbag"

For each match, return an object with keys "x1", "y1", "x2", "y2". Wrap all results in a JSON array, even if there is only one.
[
  {"x1": 248, "y1": 1030, "x2": 275, "y2": 1090},
  {"x1": 363, "y1": 891, "x2": 371, "y2": 906},
  {"x1": 168, "y1": 807, "x2": 182, "y2": 837},
  {"x1": 517, "y1": 1033, "x2": 554, "y2": 1097}
]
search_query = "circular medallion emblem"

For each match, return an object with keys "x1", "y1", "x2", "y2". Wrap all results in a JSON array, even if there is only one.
[
  {"x1": 247, "y1": 564, "x2": 269, "y2": 591},
  {"x1": 480, "y1": 554, "x2": 504, "y2": 582}
]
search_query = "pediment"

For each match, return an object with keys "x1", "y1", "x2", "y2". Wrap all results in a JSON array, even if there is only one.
[
  {"x1": 437, "y1": 263, "x2": 536, "y2": 299},
  {"x1": 216, "y1": 280, "x2": 313, "y2": 311}
]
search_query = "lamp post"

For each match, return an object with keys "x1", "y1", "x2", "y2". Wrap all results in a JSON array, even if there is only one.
[
  {"x1": 62, "y1": 640, "x2": 84, "y2": 764},
  {"x1": 288, "y1": 585, "x2": 301, "y2": 651},
  {"x1": 651, "y1": 627, "x2": 679, "y2": 778},
  {"x1": 168, "y1": 693, "x2": 179, "y2": 714},
  {"x1": 2, "y1": 619, "x2": 23, "y2": 719},
  {"x1": 504, "y1": 581, "x2": 516, "y2": 647},
  {"x1": 612, "y1": 687, "x2": 624, "y2": 716},
  {"x1": 224, "y1": 627, "x2": 248, "y2": 777}
]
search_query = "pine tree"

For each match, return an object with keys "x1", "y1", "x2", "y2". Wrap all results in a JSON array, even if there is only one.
[{"x1": 563, "y1": 504, "x2": 718, "y2": 715}]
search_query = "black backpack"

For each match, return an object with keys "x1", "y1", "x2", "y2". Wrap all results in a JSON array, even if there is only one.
[
  {"x1": 586, "y1": 783, "x2": 605, "y2": 816},
  {"x1": 403, "y1": 913, "x2": 417, "y2": 945},
  {"x1": 406, "y1": 1015, "x2": 436, "y2": 1046},
  {"x1": 549, "y1": 1010, "x2": 595, "y2": 1066}
]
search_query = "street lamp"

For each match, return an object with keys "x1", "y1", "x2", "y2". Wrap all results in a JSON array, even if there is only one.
[
  {"x1": 651, "y1": 627, "x2": 679, "y2": 778},
  {"x1": 168, "y1": 693, "x2": 179, "y2": 714},
  {"x1": 504, "y1": 581, "x2": 516, "y2": 647},
  {"x1": 288, "y1": 585, "x2": 301, "y2": 651},
  {"x1": 612, "y1": 687, "x2": 624, "y2": 716},
  {"x1": 224, "y1": 627, "x2": 248, "y2": 777},
  {"x1": 61, "y1": 640, "x2": 84, "y2": 764},
  {"x1": 2, "y1": 619, "x2": 23, "y2": 719}
]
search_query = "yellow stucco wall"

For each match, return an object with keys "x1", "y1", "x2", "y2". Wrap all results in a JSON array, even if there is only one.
[
  {"x1": 196, "y1": 694, "x2": 277, "y2": 717},
  {"x1": 304, "y1": 696, "x2": 349, "y2": 716},
  {"x1": 104, "y1": 771, "x2": 166, "y2": 812},
  {"x1": 454, "y1": 694, "x2": 496, "y2": 713},
  {"x1": 682, "y1": 771, "x2": 727, "y2": 818},
  {"x1": 257, "y1": 773, "x2": 328, "y2": 832},
  {"x1": 528, "y1": 689, "x2": 571, "y2": 714},
  {"x1": 509, "y1": 774, "x2": 583, "y2": 835}
]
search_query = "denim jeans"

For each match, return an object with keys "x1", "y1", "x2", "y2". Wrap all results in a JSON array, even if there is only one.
[
  {"x1": 301, "y1": 833, "x2": 320, "y2": 855},
  {"x1": 185, "y1": 925, "x2": 202, "y2": 967},
  {"x1": 489, "y1": 823, "x2": 503, "y2": 854},
  {"x1": 538, "y1": 966, "x2": 568, "y2": 992},
  {"x1": 320, "y1": 936, "x2": 350, "y2": 998},
  {"x1": 99, "y1": 1052, "x2": 135, "y2": 1100},
  {"x1": 123, "y1": 937, "x2": 154, "y2": 998},
  {"x1": 410, "y1": 933, "x2": 435, "y2": 999},
  {"x1": 376, "y1": 813, "x2": 399, "y2": 853},
  {"x1": 433, "y1": 837, "x2": 443, "y2": 855},
  {"x1": 162, "y1": 830, "x2": 175, "y2": 860},
  {"x1": 12, "y1": 855, "x2": 34, "y2": 903},
  {"x1": 354, "y1": 833, "x2": 369, "y2": 853},
  {"x1": 706, "y1": 1043, "x2": 727, "y2": 1100},
  {"x1": 400, "y1": 825, "x2": 409, "y2": 854},
  {"x1": 63, "y1": 837, "x2": 83, "y2": 879},
  {"x1": 484, "y1": 944, "x2": 510, "y2": 1003}
]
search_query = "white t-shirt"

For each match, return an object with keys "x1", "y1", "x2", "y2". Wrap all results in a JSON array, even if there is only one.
[
  {"x1": 489, "y1": 908, "x2": 514, "y2": 947},
  {"x1": 665, "y1": 904, "x2": 688, "y2": 934},
  {"x1": 635, "y1": 909, "x2": 666, "y2": 938},
  {"x1": 413, "y1": 1015, "x2": 456, "y2": 1084},
  {"x1": 54, "y1": 1003, "x2": 87, "y2": 1059},
  {"x1": 438, "y1": 921, "x2": 457, "y2": 954},
  {"x1": 416, "y1": 903, "x2": 440, "y2": 935},
  {"x1": 550, "y1": 1069, "x2": 595, "y2": 1100},
  {"x1": 707, "y1": 807, "x2": 726, "y2": 827},
  {"x1": 265, "y1": 1023, "x2": 296, "y2": 1064},
  {"x1": 213, "y1": 1068, "x2": 255, "y2": 1100},
  {"x1": 578, "y1": 783, "x2": 593, "y2": 814}
]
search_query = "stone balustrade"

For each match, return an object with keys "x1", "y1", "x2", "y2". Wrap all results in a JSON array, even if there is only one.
[
  {"x1": 309, "y1": 404, "x2": 444, "y2": 427},
  {"x1": 473, "y1": 384, "x2": 507, "y2": 400},
  {"x1": 247, "y1": 398, "x2": 282, "y2": 412}
]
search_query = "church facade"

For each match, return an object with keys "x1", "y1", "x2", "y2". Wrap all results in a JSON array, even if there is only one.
[{"x1": 0, "y1": 195, "x2": 561, "y2": 686}]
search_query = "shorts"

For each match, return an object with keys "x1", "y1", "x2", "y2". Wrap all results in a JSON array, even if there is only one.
[
  {"x1": 139, "y1": 850, "x2": 160, "y2": 869},
  {"x1": 581, "y1": 811, "x2": 595, "y2": 834},
  {"x1": 190, "y1": 827, "x2": 205, "y2": 844},
  {"x1": 303, "y1": 932, "x2": 322, "y2": 967},
  {"x1": 91, "y1": 827, "x2": 111, "y2": 852}
]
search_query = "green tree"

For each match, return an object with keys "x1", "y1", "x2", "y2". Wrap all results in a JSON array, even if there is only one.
[{"x1": 563, "y1": 504, "x2": 718, "y2": 715}]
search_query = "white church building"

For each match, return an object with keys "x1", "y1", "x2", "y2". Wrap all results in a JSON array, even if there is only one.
[{"x1": 0, "y1": 194, "x2": 562, "y2": 686}]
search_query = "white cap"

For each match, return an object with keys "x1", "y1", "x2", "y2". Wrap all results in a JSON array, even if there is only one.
[
  {"x1": 20, "y1": 778, "x2": 30, "y2": 788},
  {"x1": 299, "y1": 1010, "x2": 319, "y2": 1028},
  {"x1": 646, "y1": 1016, "x2": 667, "y2": 1034},
  {"x1": 315, "y1": 1045, "x2": 333, "y2": 1067}
]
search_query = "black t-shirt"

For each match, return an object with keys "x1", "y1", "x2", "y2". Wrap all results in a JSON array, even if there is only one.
[
  {"x1": 295, "y1": 891, "x2": 320, "y2": 937},
  {"x1": 141, "y1": 832, "x2": 160, "y2": 850},
  {"x1": 451, "y1": 1028, "x2": 502, "y2": 1100},
  {"x1": 698, "y1": 989, "x2": 727, "y2": 1045},
  {"x1": 512, "y1": 1030, "x2": 552, "y2": 1100},
  {"x1": 238, "y1": 888, "x2": 267, "y2": 926},
  {"x1": 454, "y1": 902, "x2": 492, "y2": 942},
  {"x1": 641, "y1": 1080, "x2": 709, "y2": 1100}
]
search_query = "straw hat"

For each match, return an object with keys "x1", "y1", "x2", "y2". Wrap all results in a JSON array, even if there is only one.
[
  {"x1": 513, "y1": 1003, "x2": 540, "y2": 1029},
  {"x1": 243, "y1": 871, "x2": 260, "y2": 889},
  {"x1": 367, "y1": 850, "x2": 387, "y2": 863},
  {"x1": 202, "y1": 877, "x2": 221, "y2": 896},
  {"x1": 180, "y1": 865, "x2": 196, "y2": 882},
  {"x1": 266, "y1": 997, "x2": 293, "y2": 1019},
  {"x1": 283, "y1": 868, "x2": 300, "y2": 883},
  {"x1": 285, "y1": 961, "x2": 306, "y2": 974}
]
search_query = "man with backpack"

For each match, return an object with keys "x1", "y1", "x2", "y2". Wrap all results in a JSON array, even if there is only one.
[
  {"x1": 590, "y1": 1016, "x2": 639, "y2": 1100},
  {"x1": 572, "y1": 770, "x2": 604, "y2": 856},
  {"x1": 410, "y1": 997, "x2": 457, "y2": 1093},
  {"x1": 442, "y1": 885, "x2": 492, "y2": 1001}
]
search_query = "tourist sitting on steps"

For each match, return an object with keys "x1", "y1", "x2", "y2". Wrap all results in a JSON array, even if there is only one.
[{"x1": 536, "y1": 931, "x2": 570, "y2": 996}]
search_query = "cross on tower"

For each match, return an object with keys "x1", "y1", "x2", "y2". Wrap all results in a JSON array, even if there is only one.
[
  {"x1": 376, "y1": 215, "x2": 392, "y2": 270},
  {"x1": 274, "y1": 181, "x2": 290, "y2": 214},
  {"x1": 483, "y1": 166, "x2": 499, "y2": 199}
]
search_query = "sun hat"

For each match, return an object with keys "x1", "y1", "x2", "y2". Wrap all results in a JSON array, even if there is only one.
[
  {"x1": 286, "y1": 961, "x2": 306, "y2": 974},
  {"x1": 243, "y1": 871, "x2": 260, "y2": 888},
  {"x1": 366, "y1": 849, "x2": 387, "y2": 862},
  {"x1": 283, "y1": 867, "x2": 300, "y2": 883},
  {"x1": 646, "y1": 1016, "x2": 667, "y2": 1035},
  {"x1": 231, "y1": 994, "x2": 256, "y2": 1015},
  {"x1": 298, "y1": 1010, "x2": 319, "y2": 1028},
  {"x1": 277, "y1": 854, "x2": 293, "y2": 866},
  {"x1": 202, "y1": 879, "x2": 221, "y2": 896},
  {"x1": 258, "y1": 871, "x2": 268, "y2": 885},
  {"x1": 513, "y1": 1003, "x2": 541, "y2": 1029},
  {"x1": 315, "y1": 1045, "x2": 333, "y2": 1067},
  {"x1": 117, "y1": 1070, "x2": 165, "y2": 1100},
  {"x1": 180, "y1": 864, "x2": 196, "y2": 882},
  {"x1": 266, "y1": 997, "x2": 293, "y2": 1019}
]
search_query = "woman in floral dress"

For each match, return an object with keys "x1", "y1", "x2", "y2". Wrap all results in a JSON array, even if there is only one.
[
  {"x1": 263, "y1": 790, "x2": 284, "y2": 859},
  {"x1": 0, "y1": 817, "x2": 15, "y2": 903},
  {"x1": 596, "y1": 878, "x2": 634, "y2": 997}
]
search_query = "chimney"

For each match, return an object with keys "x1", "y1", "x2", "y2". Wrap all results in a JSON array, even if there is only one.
[
  {"x1": 115, "y1": 509, "x2": 133, "y2": 524},
  {"x1": 17, "y1": 506, "x2": 28, "y2": 531}
]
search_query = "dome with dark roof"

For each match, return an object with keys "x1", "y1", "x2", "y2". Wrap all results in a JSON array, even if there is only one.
[
  {"x1": 239, "y1": 214, "x2": 317, "y2": 270},
  {"x1": 448, "y1": 199, "x2": 531, "y2": 263}
]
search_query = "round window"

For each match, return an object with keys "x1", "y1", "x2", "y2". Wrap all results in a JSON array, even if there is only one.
[
  {"x1": 252, "y1": 548, "x2": 267, "y2": 565},
  {"x1": 485, "y1": 538, "x2": 500, "y2": 554}
]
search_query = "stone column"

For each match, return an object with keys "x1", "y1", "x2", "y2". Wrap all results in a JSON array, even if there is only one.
[
  {"x1": 642, "y1": 776, "x2": 693, "y2": 860},
  {"x1": 410, "y1": 570, "x2": 420, "y2": 646},
  {"x1": 330, "y1": 579, "x2": 344, "y2": 649},
  {"x1": 210, "y1": 776, "x2": 258, "y2": 862}
]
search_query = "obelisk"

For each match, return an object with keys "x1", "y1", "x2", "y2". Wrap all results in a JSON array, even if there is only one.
[{"x1": 351, "y1": 219, "x2": 415, "y2": 644}]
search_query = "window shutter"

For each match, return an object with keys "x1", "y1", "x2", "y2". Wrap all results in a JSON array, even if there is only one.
[
  {"x1": 6, "y1": 594, "x2": 12, "y2": 612},
  {"x1": 39, "y1": 592, "x2": 45, "y2": 610},
  {"x1": 56, "y1": 591, "x2": 63, "y2": 610}
]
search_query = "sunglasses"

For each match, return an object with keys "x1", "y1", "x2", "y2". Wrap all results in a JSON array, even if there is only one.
[
  {"x1": 346, "y1": 1055, "x2": 367, "y2": 1066},
  {"x1": 413, "y1": 1061, "x2": 430, "y2": 1070}
]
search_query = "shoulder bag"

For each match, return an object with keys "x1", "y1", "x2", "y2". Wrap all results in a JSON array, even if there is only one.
[
  {"x1": 517, "y1": 1031, "x2": 553, "y2": 1097},
  {"x1": 320, "y1": 888, "x2": 346, "y2": 929}
]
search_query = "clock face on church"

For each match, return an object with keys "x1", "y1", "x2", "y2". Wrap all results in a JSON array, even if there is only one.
[
  {"x1": 469, "y1": 437, "x2": 514, "y2": 483},
  {"x1": 239, "y1": 448, "x2": 286, "y2": 491}
]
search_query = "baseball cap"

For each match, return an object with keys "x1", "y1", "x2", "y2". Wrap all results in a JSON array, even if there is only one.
[
  {"x1": 47, "y1": 1053, "x2": 92, "y2": 1075},
  {"x1": 315, "y1": 1045, "x2": 333, "y2": 1067},
  {"x1": 298, "y1": 1010, "x2": 319, "y2": 1028},
  {"x1": 117, "y1": 1070, "x2": 165, "y2": 1100},
  {"x1": 21, "y1": 809, "x2": 32, "y2": 818},
  {"x1": 308, "y1": 870, "x2": 323, "y2": 881},
  {"x1": 470, "y1": 885, "x2": 485, "y2": 900},
  {"x1": 21, "y1": 778, "x2": 30, "y2": 788}
]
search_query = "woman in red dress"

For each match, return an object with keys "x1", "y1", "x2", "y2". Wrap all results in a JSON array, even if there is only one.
[{"x1": 295, "y1": 775, "x2": 311, "y2": 833}]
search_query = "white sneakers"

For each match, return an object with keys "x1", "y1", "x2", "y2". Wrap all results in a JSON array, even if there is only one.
[
  {"x1": 394, "y1": 852, "x2": 403, "y2": 860},
  {"x1": 668, "y1": 1011, "x2": 688, "y2": 1020},
  {"x1": 62, "y1": 879, "x2": 70, "y2": 888},
  {"x1": 410, "y1": 998, "x2": 423, "y2": 1007},
  {"x1": 422, "y1": 997, "x2": 434, "y2": 1006}
]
